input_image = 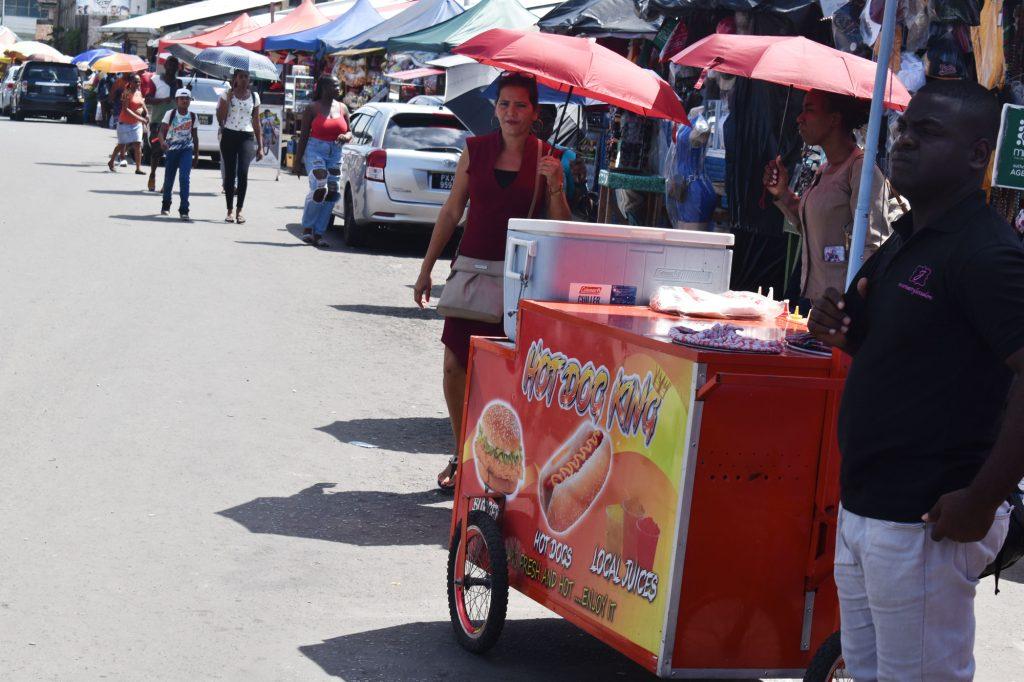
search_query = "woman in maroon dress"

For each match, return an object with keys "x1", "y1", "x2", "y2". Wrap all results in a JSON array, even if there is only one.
[{"x1": 414, "y1": 73, "x2": 571, "y2": 491}]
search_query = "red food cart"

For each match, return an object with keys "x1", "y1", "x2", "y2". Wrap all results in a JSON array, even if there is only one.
[{"x1": 447, "y1": 300, "x2": 850, "y2": 680}]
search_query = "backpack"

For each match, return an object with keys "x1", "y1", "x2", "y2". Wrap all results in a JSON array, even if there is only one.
[{"x1": 979, "y1": 489, "x2": 1024, "y2": 593}]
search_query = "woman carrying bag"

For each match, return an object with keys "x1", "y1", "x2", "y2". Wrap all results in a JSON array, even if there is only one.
[{"x1": 413, "y1": 72, "x2": 571, "y2": 492}]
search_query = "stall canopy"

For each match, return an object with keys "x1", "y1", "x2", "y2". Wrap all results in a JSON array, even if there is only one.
[
  {"x1": 263, "y1": 0, "x2": 384, "y2": 53},
  {"x1": 539, "y1": 0, "x2": 660, "y2": 37},
  {"x1": 388, "y1": 0, "x2": 538, "y2": 53},
  {"x1": 634, "y1": 0, "x2": 817, "y2": 17},
  {"x1": 220, "y1": 0, "x2": 330, "y2": 51},
  {"x1": 159, "y1": 13, "x2": 258, "y2": 51},
  {"x1": 334, "y1": 0, "x2": 464, "y2": 51}
]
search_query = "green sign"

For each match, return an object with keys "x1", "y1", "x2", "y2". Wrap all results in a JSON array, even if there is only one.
[{"x1": 993, "y1": 104, "x2": 1024, "y2": 190}]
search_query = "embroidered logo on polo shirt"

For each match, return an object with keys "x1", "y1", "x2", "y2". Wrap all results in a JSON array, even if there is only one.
[{"x1": 898, "y1": 265, "x2": 934, "y2": 300}]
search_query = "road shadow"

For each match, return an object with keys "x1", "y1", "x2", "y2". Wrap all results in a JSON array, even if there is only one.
[
  {"x1": 217, "y1": 483, "x2": 449, "y2": 548},
  {"x1": 330, "y1": 304, "x2": 440, "y2": 320},
  {"x1": 36, "y1": 161, "x2": 94, "y2": 168},
  {"x1": 316, "y1": 417, "x2": 453, "y2": 455},
  {"x1": 92, "y1": 189, "x2": 219, "y2": 197},
  {"x1": 299, "y1": 619, "x2": 662, "y2": 681},
  {"x1": 235, "y1": 240, "x2": 307, "y2": 248},
  {"x1": 999, "y1": 559, "x2": 1024, "y2": 585},
  {"x1": 405, "y1": 283, "x2": 445, "y2": 297}
]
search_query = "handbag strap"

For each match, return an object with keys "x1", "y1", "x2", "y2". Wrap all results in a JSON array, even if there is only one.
[{"x1": 526, "y1": 137, "x2": 543, "y2": 219}]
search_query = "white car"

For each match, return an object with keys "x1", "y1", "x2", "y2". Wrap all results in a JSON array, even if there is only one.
[
  {"x1": 333, "y1": 102, "x2": 470, "y2": 247},
  {"x1": 182, "y1": 77, "x2": 229, "y2": 161},
  {"x1": 1, "y1": 66, "x2": 22, "y2": 116}
]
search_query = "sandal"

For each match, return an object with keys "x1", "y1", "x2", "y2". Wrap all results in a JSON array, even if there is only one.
[
  {"x1": 134, "y1": 169, "x2": 146, "y2": 176},
  {"x1": 301, "y1": 228, "x2": 314, "y2": 243},
  {"x1": 311, "y1": 234, "x2": 328, "y2": 248},
  {"x1": 235, "y1": 212, "x2": 246, "y2": 224},
  {"x1": 437, "y1": 456, "x2": 458, "y2": 494},
  {"x1": 147, "y1": 174, "x2": 156, "y2": 192},
  {"x1": 108, "y1": 159, "x2": 115, "y2": 172},
  {"x1": 225, "y1": 211, "x2": 235, "y2": 223}
]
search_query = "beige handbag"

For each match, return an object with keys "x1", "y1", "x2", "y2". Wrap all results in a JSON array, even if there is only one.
[{"x1": 437, "y1": 139, "x2": 543, "y2": 323}]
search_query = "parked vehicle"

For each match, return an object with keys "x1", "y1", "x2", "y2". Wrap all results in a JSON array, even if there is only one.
[
  {"x1": 183, "y1": 77, "x2": 232, "y2": 162},
  {"x1": 333, "y1": 102, "x2": 470, "y2": 247},
  {"x1": 1, "y1": 65, "x2": 22, "y2": 116},
  {"x1": 8, "y1": 61, "x2": 82, "y2": 122}
]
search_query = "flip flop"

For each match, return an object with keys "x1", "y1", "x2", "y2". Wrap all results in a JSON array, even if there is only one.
[{"x1": 436, "y1": 458, "x2": 457, "y2": 494}]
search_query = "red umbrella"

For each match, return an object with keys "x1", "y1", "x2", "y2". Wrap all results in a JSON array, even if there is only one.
[
  {"x1": 671, "y1": 34, "x2": 910, "y2": 111},
  {"x1": 454, "y1": 29, "x2": 688, "y2": 123}
]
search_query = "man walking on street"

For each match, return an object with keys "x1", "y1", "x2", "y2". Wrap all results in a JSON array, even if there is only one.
[
  {"x1": 809, "y1": 79, "x2": 1024, "y2": 681},
  {"x1": 158, "y1": 88, "x2": 199, "y2": 222}
]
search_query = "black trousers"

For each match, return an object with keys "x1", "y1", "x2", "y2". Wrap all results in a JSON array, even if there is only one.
[{"x1": 220, "y1": 129, "x2": 256, "y2": 211}]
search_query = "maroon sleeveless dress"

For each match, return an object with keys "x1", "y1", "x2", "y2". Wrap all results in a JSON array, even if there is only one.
[{"x1": 441, "y1": 131, "x2": 557, "y2": 367}]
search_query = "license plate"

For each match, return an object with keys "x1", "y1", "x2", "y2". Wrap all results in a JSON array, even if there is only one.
[
  {"x1": 430, "y1": 172, "x2": 454, "y2": 190},
  {"x1": 198, "y1": 114, "x2": 212, "y2": 125}
]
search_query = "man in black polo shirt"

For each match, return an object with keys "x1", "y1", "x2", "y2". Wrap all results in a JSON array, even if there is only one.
[{"x1": 809, "y1": 79, "x2": 1024, "y2": 681}]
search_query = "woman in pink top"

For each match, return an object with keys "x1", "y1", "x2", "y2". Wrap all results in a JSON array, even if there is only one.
[{"x1": 293, "y1": 75, "x2": 351, "y2": 248}]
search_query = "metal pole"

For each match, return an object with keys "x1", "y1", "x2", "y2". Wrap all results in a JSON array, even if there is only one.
[{"x1": 846, "y1": 0, "x2": 899, "y2": 287}]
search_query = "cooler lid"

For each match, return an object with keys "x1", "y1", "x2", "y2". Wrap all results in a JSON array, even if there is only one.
[{"x1": 507, "y1": 219, "x2": 735, "y2": 248}]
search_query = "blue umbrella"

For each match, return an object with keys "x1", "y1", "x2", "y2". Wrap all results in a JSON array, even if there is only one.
[
  {"x1": 72, "y1": 48, "x2": 114, "y2": 66},
  {"x1": 194, "y1": 46, "x2": 280, "y2": 82},
  {"x1": 264, "y1": 0, "x2": 384, "y2": 55}
]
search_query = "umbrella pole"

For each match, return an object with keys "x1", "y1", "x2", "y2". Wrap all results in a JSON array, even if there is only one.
[
  {"x1": 847, "y1": 0, "x2": 898, "y2": 288},
  {"x1": 777, "y1": 85, "x2": 793, "y2": 156},
  {"x1": 550, "y1": 85, "x2": 574, "y2": 155}
]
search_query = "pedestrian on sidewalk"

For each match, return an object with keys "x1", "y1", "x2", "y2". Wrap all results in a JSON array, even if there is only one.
[
  {"x1": 292, "y1": 75, "x2": 350, "y2": 248},
  {"x1": 413, "y1": 72, "x2": 571, "y2": 492},
  {"x1": 809, "y1": 79, "x2": 1024, "y2": 681},
  {"x1": 158, "y1": 88, "x2": 199, "y2": 222},
  {"x1": 108, "y1": 74, "x2": 148, "y2": 174},
  {"x1": 146, "y1": 56, "x2": 182, "y2": 192},
  {"x1": 217, "y1": 69, "x2": 263, "y2": 224}
]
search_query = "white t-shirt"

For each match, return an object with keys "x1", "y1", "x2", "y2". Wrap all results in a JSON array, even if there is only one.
[
  {"x1": 221, "y1": 90, "x2": 260, "y2": 132},
  {"x1": 152, "y1": 74, "x2": 172, "y2": 100},
  {"x1": 161, "y1": 109, "x2": 195, "y2": 150}
]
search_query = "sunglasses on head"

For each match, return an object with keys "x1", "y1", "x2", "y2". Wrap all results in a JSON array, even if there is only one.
[{"x1": 499, "y1": 70, "x2": 536, "y2": 80}]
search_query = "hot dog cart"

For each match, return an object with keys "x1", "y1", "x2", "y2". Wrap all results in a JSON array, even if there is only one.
[{"x1": 447, "y1": 222, "x2": 849, "y2": 679}]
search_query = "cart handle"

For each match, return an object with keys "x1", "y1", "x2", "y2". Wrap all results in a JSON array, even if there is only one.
[
  {"x1": 504, "y1": 237, "x2": 537, "y2": 282},
  {"x1": 696, "y1": 372, "x2": 845, "y2": 401}
]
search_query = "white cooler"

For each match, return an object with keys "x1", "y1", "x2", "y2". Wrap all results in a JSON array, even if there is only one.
[{"x1": 503, "y1": 220, "x2": 734, "y2": 341}]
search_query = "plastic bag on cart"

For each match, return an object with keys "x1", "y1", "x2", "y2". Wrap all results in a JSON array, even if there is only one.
[{"x1": 650, "y1": 286, "x2": 786, "y2": 319}]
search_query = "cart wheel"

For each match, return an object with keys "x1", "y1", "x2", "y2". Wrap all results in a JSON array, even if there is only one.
[
  {"x1": 447, "y1": 510, "x2": 508, "y2": 653},
  {"x1": 803, "y1": 631, "x2": 850, "y2": 682}
]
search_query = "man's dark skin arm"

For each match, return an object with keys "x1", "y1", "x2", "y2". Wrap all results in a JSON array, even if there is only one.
[{"x1": 925, "y1": 349, "x2": 1024, "y2": 541}]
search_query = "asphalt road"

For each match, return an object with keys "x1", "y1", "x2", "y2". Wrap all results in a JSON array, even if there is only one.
[{"x1": 0, "y1": 118, "x2": 1021, "y2": 681}]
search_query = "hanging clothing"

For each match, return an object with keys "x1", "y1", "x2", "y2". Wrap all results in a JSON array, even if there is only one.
[{"x1": 970, "y1": 0, "x2": 1006, "y2": 90}]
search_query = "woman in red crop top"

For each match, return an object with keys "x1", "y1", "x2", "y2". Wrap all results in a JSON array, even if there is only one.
[
  {"x1": 413, "y1": 72, "x2": 571, "y2": 491},
  {"x1": 293, "y1": 75, "x2": 351, "y2": 247}
]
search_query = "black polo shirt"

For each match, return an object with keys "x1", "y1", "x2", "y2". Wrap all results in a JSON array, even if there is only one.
[{"x1": 838, "y1": 192, "x2": 1024, "y2": 522}]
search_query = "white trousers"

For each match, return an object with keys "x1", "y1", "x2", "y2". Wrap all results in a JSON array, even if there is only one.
[{"x1": 834, "y1": 503, "x2": 1011, "y2": 681}]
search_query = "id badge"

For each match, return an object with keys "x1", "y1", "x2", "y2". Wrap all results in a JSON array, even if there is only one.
[{"x1": 823, "y1": 245, "x2": 847, "y2": 263}]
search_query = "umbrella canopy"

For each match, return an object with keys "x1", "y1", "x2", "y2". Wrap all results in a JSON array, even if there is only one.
[
  {"x1": 159, "y1": 14, "x2": 258, "y2": 51},
  {"x1": 220, "y1": 0, "x2": 330, "y2": 51},
  {"x1": 671, "y1": 34, "x2": 911, "y2": 110},
  {"x1": 334, "y1": 0, "x2": 464, "y2": 51},
  {"x1": 166, "y1": 44, "x2": 203, "y2": 71},
  {"x1": 0, "y1": 27, "x2": 18, "y2": 49},
  {"x1": 72, "y1": 48, "x2": 114, "y2": 66},
  {"x1": 388, "y1": 0, "x2": 538, "y2": 53},
  {"x1": 194, "y1": 47, "x2": 279, "y2": 81},
  {"x1": 538, "y1": 0, "x2": 661, "y2": 38},
  {"x1": 91, "y1": 53, "x2": 148, "y2": 73},
  {"x1": 263, "y1": 0, "x2": 383, "y2": 53},
  {"x1": 4, "y1": 41, "x2": 67, "y2": 61},
  {"x1": 453, "y1": 28, "x2": 688, "y2": 122}
]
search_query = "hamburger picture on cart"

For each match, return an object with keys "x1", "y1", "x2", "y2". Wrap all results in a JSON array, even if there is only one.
[{"x1": 473, "y1": 401, "x2": 525, "y2": 495}]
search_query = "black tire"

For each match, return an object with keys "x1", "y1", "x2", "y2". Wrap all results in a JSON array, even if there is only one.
[
  {"x1": 804, "y1": 631, "x2": 850, "y2": 682},
  {"x1": 66, "y1": 113, "x2": 82, "y2": 124},
  {"x1": 447, "y1": 510, "x2": 508, "y2": 653},
  {"x1": 341, "y1": 190, "x2": 367, "y2": 247},
  {"x1": 209, "y1": 152, "x2": 220, "y2": 165}
]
